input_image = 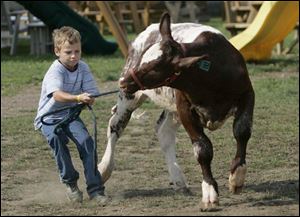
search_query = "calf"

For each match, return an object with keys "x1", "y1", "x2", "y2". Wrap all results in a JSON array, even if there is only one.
[{"x1": 98, "y1": 12, "x2": 255, "y2": 210}]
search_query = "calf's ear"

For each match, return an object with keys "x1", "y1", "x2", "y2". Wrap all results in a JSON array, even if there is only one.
[
  {"x1": 159, "y1": 12, "x2": 173, "y2": 40},
  {"x1": 173, "y1": 56, "x2": 204, "y2": 70}
]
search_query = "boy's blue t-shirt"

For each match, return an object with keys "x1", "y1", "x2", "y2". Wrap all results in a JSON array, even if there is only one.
[{"x1": 34, "y1": 59, "x2": 100, "y2": 130}]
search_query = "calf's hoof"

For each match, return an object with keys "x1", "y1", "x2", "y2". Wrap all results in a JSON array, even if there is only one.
[
  {"x1": 169, "y1": 181, "x2": 190, "y2": 195},
  {"x1": 228, "y1": 164, "x2": 247, "y2": 194},
  {"x1": 200, "y1": 201, "x2": 219, "y2": 212},
  {"x1": 200, "y1": 181, "x2": 219, "y2": 211},
  {"x1": 229, "y1": 184, "x2": 243, "y2": 194},
  {"x1": 175, "y1": 186, "x2": 193, "y2": 196}
]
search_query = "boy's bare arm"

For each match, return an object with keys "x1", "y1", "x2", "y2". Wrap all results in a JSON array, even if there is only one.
[{"x1": 53, "y1": 90, "x2": 95, "y2": 105}]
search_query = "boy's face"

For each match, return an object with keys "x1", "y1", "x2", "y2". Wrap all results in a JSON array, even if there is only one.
[{"x1": 55, "y1": 41, "x2": 81, "y2": 70}]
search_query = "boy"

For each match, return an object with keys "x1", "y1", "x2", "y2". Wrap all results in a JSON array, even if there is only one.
[{"x1": 34, "y1": 26, "x2": 108, "y2": 205}]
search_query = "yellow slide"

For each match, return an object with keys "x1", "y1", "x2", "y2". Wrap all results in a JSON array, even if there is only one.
[{"x1": 229, "y1": 1, "x2": 299, "y2": 61}]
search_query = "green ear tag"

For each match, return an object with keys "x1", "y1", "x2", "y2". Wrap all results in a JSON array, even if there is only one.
[{"x1": 198, "y1": 60, "x2": 211, "y2": 72}]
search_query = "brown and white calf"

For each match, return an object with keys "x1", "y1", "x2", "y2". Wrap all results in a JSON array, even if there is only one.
[{"x1": 98, "y1": 12, "x2": 255, "y2": 210}]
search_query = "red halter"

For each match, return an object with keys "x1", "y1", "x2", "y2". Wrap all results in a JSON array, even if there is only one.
[
  {"x1": 129, "y1": 68, "x2": 181, "y2": 91},
  {"x1": 130, "y1": 67, "x2": 146, "y2": 90}
]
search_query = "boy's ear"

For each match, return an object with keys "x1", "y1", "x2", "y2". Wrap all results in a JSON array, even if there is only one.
[{"x1": 54, "y1": 47, "x2": 60, "y2": 57}]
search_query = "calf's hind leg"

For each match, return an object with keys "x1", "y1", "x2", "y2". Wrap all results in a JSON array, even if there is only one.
[
  {"x1": 156, "y1": 110, "x2": 188, "y2": 191},
  {"x1": 229, "y1": 90, "x2": 255, "y2": 194}
]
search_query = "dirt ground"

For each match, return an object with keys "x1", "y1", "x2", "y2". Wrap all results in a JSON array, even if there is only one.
[{"x1": 1, "y1": 78, "x2": 299, "y2": 216}]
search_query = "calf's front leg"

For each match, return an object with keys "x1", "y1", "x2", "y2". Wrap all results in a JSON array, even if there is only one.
[
  {"x1": 98, "y1": 91, "x2": 147, "y2": 182},
  {"x1": 176, "y1": 91, "x2": 218, "y2": 211}
]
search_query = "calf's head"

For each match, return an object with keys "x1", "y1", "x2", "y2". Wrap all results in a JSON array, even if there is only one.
[{"x1": 119, "y1": 12, "x2": 203, "y2": 94}]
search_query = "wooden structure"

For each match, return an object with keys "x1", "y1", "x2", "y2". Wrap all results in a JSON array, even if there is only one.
[
  {"x1": 164, "y1": 1, "x2": 209, "y2": 23},
  {"x1": 27, "y1": 22, "x2": 52, "y2": 56},
  {"x1": 95, "y1": 1, "x2": 129, "y2": 57},
  {"x1": 1, "y1": 1, "x2": 52, "y2": 56},
  {"x1": 224, "y1": 1, "x2": 263, "y2": 36},
  {"x1": 111, "y1": 1, "x2": 143, "y2": 34},
  {"x1": 68, "y1": 1, "x2": 105, "y2": 33},
  {"x1": 69, "y1": 1, "x2": 167, "y2": 35},
  {"x1": 1, "y1": 1, "x2": 29, "y2": 55},
  {"x1": 68, "y1": 1, "x2": 168, "y2": 57},
  {"x1": 67, "y1": 1, "x2": 210, "y2": 58}
]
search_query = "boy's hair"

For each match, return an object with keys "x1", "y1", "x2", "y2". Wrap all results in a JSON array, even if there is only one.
[{"x1": 52, "y1": 26, "x2": 81, "y2": 50}]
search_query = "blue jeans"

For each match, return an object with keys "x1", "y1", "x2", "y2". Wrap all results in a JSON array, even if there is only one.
[{"x1": 41, "y1": 118, "x2": 105, "y2": 198}]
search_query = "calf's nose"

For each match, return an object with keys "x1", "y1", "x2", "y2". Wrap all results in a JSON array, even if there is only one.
[{"x1": 119, "y1": 77, "x2": 126, "y2": 88}]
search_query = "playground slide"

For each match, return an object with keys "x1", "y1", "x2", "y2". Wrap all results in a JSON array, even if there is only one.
[
  {"x1": 229, "y1": 1, "x2": 299, "y2": 61},
  {"x1": 17, "y1": 1, "x2": 118, "y2": 55}
]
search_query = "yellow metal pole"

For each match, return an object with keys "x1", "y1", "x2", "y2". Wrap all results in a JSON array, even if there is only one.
[{"x1": 95, "y1": 1, "x2": 128, "y2": 58}]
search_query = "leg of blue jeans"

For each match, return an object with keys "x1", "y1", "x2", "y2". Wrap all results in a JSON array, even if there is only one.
[
  {"x1": 65, "y1": 118, "x2": 105, "y2": 198},
  {"x1": 41, "y1": 124, "x2": 79, "y2": 184}
]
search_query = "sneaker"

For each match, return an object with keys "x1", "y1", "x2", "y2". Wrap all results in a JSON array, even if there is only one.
[
  {"x1": 66, "y1": 183, "x2": 83, "y2": 203},
  {"x1": 90, "y1": 193, "x2": 110, "y2": 206}
]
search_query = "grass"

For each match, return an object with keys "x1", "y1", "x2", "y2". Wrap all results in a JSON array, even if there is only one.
[
  {"x1": 250, "y1": 76, "x2": 299, "y2": 169},
  {"x1": 0, "y1": 51, "x2": 124, "y2": 96}
]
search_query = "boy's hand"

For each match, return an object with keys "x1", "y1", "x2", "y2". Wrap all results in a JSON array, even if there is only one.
[{"x1": 76, "y1": 93, "x2": 95, "y2": 105}]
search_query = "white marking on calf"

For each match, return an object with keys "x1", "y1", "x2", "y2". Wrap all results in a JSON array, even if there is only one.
[
  {"x1": 202, "y1": 180, "x2": 219, "y2": 204},
  {"x1": 140, "y1": 43, "x2": 163, "y2": 65},
  {"x1": 171, "y1": 23, "x2": 223, "y2": 42},
  {"x1": 131, "y1": 24, "x2": 159, "y2": 51},
  {"x1": 132, "y1": 23, "x2": 223, "y2": 52},
  {"x1": 142, "y1": 87, "x2": 177, "y2": 111},
  {"x1": 131, "y1": 110, "x2": 146, "y2": 119},
  {"x1": 193, "y1": 145, "x2": 201, "y2": 159},
  {"x1": 192, "y1": 105, "x2": 237, "y2": 131},
  {"x1": 156, "y1": 110, "x2": 187, "y2": 189}
]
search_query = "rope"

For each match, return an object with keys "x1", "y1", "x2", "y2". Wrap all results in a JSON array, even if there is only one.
[{"x1": 40, "y1": 89, "x2": 119, "y2": 175}]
